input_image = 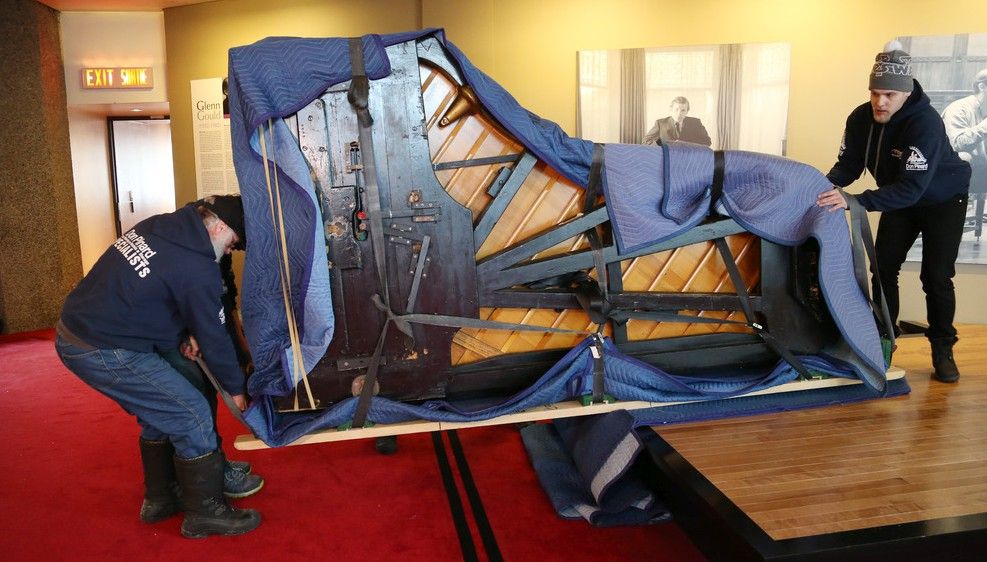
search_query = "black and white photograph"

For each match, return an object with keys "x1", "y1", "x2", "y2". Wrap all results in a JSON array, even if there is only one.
[
  {"x1": 903, "y1": 32, "x2": 987, "y2": 264},
  {"x1": 577, "y1": 42, "x2": 791, "y2": 155}
]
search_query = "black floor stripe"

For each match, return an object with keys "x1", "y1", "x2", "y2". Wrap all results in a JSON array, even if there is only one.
[
  {"x1": 448, "y1": 430, "x2": 503, "y2": 562},
  {"x1": 432, "y1": 431, "x2": 479, "y2": 562}
]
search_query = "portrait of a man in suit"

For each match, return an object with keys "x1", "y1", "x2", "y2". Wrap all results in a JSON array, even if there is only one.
[{"x1": 642, "y1": 96, "x2": 712, "y2": 146}]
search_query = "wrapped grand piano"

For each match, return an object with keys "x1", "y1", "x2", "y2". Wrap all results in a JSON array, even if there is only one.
[{"x1": 224, "y1": 29, "x2": 903, "y2": 447}]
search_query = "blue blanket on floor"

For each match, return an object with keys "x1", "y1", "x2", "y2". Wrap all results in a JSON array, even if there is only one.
[{"x1": 520, "y1": 411, "x2": 671, "y2": 526}]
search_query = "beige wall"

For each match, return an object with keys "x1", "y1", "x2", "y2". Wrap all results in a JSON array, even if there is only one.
[
  {"x1": 60, "y1": 12, "x2": 171, "y2": 272},
  {"x1": 162, "y1": 0, "x2": 987, "y2": 324},
  {"x1": 60, "y1": 11, "x2": 168, "y2": 106},
  {"x1": 163, "y1": 0, "x2": 421, "y2": 207},
  {"x1": 66, "y1": 106, "x2": 116, "y2": 272}
]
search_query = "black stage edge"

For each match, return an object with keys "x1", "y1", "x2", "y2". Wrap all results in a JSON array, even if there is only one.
[{"x1": 637, "y1": 429, "x2": 987, "y2": 561}]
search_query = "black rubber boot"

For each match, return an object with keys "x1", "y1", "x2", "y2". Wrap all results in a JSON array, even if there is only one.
[
  {"x1": 138, "y1": 438, "x2": 180, "y2": 523},
  {"x1": 931, "y1": 338, "x2": 960, "y2": 383},
  {"x1": 175, "y1": 450, "x2": 261, "y2": 539}
]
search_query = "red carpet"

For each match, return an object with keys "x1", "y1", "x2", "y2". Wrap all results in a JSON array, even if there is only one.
[{"x1": 0, "y1": 330, "x2": 706, "y2": 561}]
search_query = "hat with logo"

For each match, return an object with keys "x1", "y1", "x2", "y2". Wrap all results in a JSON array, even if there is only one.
[
  {"x1": 199, "y1": 195, "x2": 246, "y2": 250},
  {"x1": 870, "y1": 39, "x2": 913, "y2": 92}
]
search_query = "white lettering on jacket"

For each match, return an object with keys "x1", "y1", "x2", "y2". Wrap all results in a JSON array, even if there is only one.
[
  {"x1": 112, "y1": 230, "x2": 156, "y2": 278},
  {"x1": 905, "y1": 146, "x2": 928, "y2": 171}
]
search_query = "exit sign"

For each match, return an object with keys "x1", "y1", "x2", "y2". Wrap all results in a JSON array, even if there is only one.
[{"x1": 81, "y1": 67, "x2": 154, "y2": 89}]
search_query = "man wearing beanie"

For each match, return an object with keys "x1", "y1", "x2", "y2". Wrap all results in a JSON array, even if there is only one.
[
  {"x1": 157, "y1": 195, "x2": 265, "y2": 503},
  {"x1": 817, "y1": 40, "x2": 972, "y2": 383},
  {"x1": 55, "y1": 196, "x2": 262, "y2": 538}
]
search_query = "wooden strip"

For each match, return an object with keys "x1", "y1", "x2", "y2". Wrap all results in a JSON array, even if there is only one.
[{"x1": 233, "y1": 368, "x2": 904, "y2": 450}]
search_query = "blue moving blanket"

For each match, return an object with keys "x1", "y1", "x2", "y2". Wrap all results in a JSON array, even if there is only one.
[
  {"x1": 603, "y1": 143, "x2": 886, "y2": 392},
  {"x1": 226, "y1": 29, "x2": 889, "y2": 446},
  {"x1": 521, "y1": 411, "x2": 671, "y2": 526}
]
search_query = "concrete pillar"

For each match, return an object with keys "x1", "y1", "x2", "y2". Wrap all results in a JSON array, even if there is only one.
[{"x1": 0, "y1": 0, "x2": 82, "y2": 333}]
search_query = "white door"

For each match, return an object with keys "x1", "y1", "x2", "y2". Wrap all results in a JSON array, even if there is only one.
[{"x1": 110, "y1": 118, "x2": 176, "y2": 234}]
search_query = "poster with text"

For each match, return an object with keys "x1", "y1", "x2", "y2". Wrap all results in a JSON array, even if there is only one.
[{"x1": 190, "y1": 77, "x2": 239, "y2": 198}]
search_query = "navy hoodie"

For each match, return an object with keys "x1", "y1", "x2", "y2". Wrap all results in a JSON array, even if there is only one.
[
  {"x1": 60, "y1": 205, "x2": 245, "y2": 394},
  {"x1": 827, "y1": 79, "x2": 971, "y2": 211}
]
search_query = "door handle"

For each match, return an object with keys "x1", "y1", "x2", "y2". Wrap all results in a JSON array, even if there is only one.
[{"x1": 128, "y1": 190, "x2": 135, "y2": 213}]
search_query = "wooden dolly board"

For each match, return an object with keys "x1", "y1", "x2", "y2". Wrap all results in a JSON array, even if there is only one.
[{"x1": 233, "y1": 366, "x2": 905, "y2": 450}]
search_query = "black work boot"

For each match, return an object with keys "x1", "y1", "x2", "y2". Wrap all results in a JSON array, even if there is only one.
[
  {"x1": 174, "y1": 450, "x2": 261, "y2": 539},
  {"x1": 139, "y1": 438, "x2": 180, "y2": 523},
  {"x1": 931, "y1": 338, "x2": 960, "y2": 383}
]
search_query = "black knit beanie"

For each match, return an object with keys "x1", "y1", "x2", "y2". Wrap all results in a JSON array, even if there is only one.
[
  {"x1": 869, "y1": 39, "x2": 913, "y2": 92},
  {"x1": 199, "y1": 195, "x2": 245, "y2": 249}
]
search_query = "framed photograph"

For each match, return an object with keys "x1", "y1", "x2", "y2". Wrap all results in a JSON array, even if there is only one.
[
  {"x1": 902, "y1": 33, "x2": 987, "y2": 264},
  {"x1": 577, "y1": 42, "x2": 791, "y2": 156}
]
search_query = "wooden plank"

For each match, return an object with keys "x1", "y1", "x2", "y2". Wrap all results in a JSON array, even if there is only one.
[{"x1": 233, "y1": 367, "x2": 904, "y2": 450}]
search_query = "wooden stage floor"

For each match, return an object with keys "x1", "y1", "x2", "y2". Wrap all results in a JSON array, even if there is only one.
[{"x1": 642, "y1": 324, "x2": 987, "y2": 561}]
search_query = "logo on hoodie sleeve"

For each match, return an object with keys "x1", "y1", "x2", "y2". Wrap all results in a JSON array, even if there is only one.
[
  {"x1": 905, "y1": 146, "x2": 929, "y2": 171},
  {"x1": 218, "y1": 307, "x2": 226, "y2": 325}
]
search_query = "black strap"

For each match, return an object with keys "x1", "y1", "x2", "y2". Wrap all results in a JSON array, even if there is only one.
[
  {"x1": 847, "y1": 196, "x2": 895, "y2": 346},
  {"x1": 371, "y1": 294, "x2": 590, "y2": 335},
  {"x1": 714, "y1": 238, "x2": 814, "y2": 380},
  {"x1": 583, "y1": 144, "x2": 609, "y2": 403},
  {"x1": 348, "y1": 35, "x2": 391, "y2": 428},
  {"x1": 349, "y1": 294, "x2": 596, "y2": 428},
  {"x1": 589, "y1": 334, "x2": 607, "y2": 403},
  {"x1": 584, "y1": 143, "x2": 609, "y2": 299},
  {"x1": 710, "y1": 150, "x2": 725, "y2": 214},
  {"x1": 351, "y1": 320, "x2": 389, "y2": 428},
  {"x1": 347, "y1": 38, "x2": 373, "y2": 128},
  {"x1": 193, "y1": 357, "x2": 250, "y2": 427},
  {"x1": 609, "y1": 309, "x2": 747, "y2": 326}
]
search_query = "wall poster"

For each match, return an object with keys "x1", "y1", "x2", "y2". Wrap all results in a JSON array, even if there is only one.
[
  {"x1": 901, "y1": 33, "x2": 987, "y2": 264},
  {"x1": 577, "y1": 42, "x2": 792, "y2": 156},
  {"x1": 190, "y1": 77, "x2": 239, "y2": 198}
]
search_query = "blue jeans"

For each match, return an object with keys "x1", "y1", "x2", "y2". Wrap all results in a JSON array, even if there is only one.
[{"x1": 55, "y1": 335, "x2": 218, "y2": 458}]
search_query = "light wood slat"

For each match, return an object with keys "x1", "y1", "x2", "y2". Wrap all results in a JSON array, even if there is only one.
[
  {"x1": 654, "y1": 324, "x2": 987, "y2": 540},
  {"x1": 420, "y1": 62, "x2": 760, "y2": 363},
  {"x1": 234, "y1": 366, "x2": 903, "y2": 450}
]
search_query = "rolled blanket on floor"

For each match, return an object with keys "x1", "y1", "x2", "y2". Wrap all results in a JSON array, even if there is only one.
[{"x1": 520, "y1": 410, "x2": 671, "y2": 526}]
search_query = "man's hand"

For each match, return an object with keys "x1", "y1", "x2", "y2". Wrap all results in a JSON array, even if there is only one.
[
  {"x1": 180, "y1": 335, "x2": 201, "y2": 360},
  {"x1": 231, "y1": 394, "x2": 248, "y2": 411},
  {"x1": 816, "y1": 188, "x2": 849, "y2": 212}
]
